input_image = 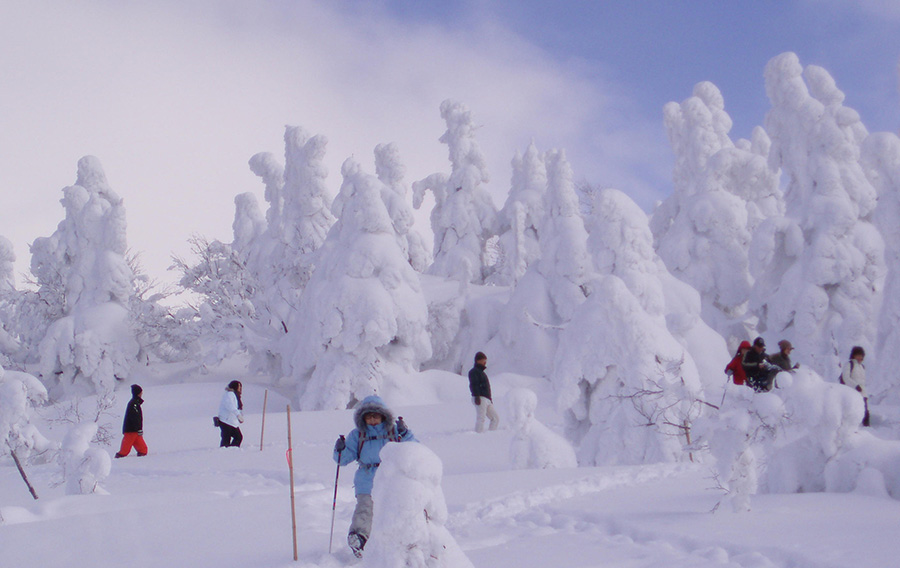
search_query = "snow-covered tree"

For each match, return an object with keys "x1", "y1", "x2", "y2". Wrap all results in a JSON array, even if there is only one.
[
  {"x1": 489, "y1": 149, "x2": 591, "y2": 377},
  {"x1": 365, "y1": 442, "x2": 474, "y2": 568},
  {"x1": 489, "y1": 142, "x2": 547, "y2": 286},
  {"x1": 752, "y1": 52, "x2": 885, "y2": 378},
  {"x1": 32, "y1": 156, "x2": 140, "y2": 399},
  {"x1": 413, "y1": 100, "x2": 498, "y2": 284},
  {"x1": 374, "y1": 142, "x2": 431, "y2": 272},
  {"x1": 507, "y1": 388, "x2": 576, "y2": 470},
  {"x1": 860, "y1": 132, "x2": 900, "y2": 400},
  {"x1": 0, "y1": 236, "x2": 20, "y2": 365},
  {"x1": 288, "y1": 158, "x2": 431, "y2": 409},
  {"x1": 0, "y1": 365, "x2": 54, "y2": 498},
  {"x1": 653, "y1": 81, "x2": 781, "y2": 342},
  {"x1": 551, "y1": 185, "x2": 730, "y2": 466}
]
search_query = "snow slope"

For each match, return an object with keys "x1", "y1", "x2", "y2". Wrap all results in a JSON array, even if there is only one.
[{"x1": 2, "y1": 371, "x2": 899, "y2": 568}]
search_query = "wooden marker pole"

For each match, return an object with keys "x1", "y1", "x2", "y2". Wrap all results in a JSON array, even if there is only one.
[
  {"x1": 287, "y1": 404, "x2": 298, "y2": 561},
  {"x1": 260, "y1": 389, "x2": 268, "y2": 451}
]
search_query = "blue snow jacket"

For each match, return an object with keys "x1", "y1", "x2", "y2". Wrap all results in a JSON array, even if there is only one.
[{"x1": 333, "y1": 395, "x2": 416, "y2": 495}]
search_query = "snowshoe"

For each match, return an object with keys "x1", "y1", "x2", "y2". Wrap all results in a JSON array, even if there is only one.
[{"x1": 348, "y1": 532, "x2": 366, "y2": 558}]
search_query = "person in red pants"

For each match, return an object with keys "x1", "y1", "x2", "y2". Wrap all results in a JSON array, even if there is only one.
[{"x1": 116, "y1": 384, "x2": 148, "y2": 458}]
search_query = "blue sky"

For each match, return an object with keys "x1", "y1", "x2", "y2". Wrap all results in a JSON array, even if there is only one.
[{"x1": 1, "y1": 1, "x2": 898, "y2": 283}]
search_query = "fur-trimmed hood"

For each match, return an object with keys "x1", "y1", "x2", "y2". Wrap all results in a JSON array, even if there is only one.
[{"x1": 353, "y1": 395, "x2": 395, "y2": 432}]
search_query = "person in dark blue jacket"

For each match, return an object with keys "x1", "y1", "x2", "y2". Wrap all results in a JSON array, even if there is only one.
[{"x1": 333, "y1": 395, "x2": 415, "y2": 558}]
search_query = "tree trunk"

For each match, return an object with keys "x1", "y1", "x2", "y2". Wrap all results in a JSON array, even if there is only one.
[{"x1": 8, "y1": 444, "x2": 39, "y2": 500}]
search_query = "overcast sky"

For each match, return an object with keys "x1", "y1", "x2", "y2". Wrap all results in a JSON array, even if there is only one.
[{"x1": 1, "y1": 1, "x2": 899, "y2": 286}]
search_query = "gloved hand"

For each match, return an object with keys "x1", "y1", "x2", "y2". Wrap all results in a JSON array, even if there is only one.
[
  {"x1": 334, "y1": 435, "x2": 346, "y2": 453},
  {"x1": 396, "y1": 417, "x2": 408, "y2": 437}
]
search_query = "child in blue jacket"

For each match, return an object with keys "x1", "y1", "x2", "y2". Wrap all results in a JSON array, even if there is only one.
[{"x1": 333, "y1": 395, "x2": 415, "y2": 557}]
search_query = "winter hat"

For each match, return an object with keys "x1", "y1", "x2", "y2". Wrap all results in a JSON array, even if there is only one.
[
  {"x1": 753, "y1": 337, "x2": 766, "y2": 348},
  {"x1": 131, "y1": 384, "x2": 143, "y2": 397},
  {"x1": 474, "y1": 352, "x2": 487, "y2": 363},
  {"x1": 738, "y1": 340, "x2": 752, "y2": 350},
  {"x1": 778, "y1": 340, "x2": 793, "y2": 351}
]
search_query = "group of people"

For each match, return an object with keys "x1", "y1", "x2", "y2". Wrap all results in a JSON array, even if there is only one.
[
  {"x1": 724, "y1": 337, "x2": 870, "y2": 426},
  {"x1": 113, "y1": 353, "x2": 499, "y2": 559},
  {"x1": 114, "y1": 380, "x2": 247, "y2": 458}
]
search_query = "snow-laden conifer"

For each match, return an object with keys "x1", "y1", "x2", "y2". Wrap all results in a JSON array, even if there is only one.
[
  {"x1": 374, "y1": 142, "x2": 431, "y2": 272},
  {"x1": 861, "y1": 132, "x2": 900, "y2": 400},
  {"x1": 507, "y1": 388, "x2": 577, "y2": 469},
  {"x1": 489, "y1": 141, "x2": 546, "y2": 286},
  {"x1": 654, "y1": 81, "x2": 781, "y2": 342},
  {"x1": 489, "y1": 149, "x2": 590, "y2": 377},
  {"x1": 290, "y1": 158, "x2": 431, "y2": 409},
  {"x1": 412, "y1": 100, "x2": 498, "y2": 284},
  {"x1": 32, "y1": 157, "x2": 139, "y2": 398},
  {"x1": 752, "y1": 52, "x2": 885, "y2": 378}
]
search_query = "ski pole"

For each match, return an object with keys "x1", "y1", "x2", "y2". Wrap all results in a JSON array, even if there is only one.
[{"x1": 328, "y1": 435, "x2": 345, "y2": 554}]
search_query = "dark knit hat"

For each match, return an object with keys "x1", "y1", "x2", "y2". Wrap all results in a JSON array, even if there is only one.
[
  {"x1": 753, "y1": 337, "x2": 766, "y2": 348},
  {"x1": 131, "y1": 384, "x2": 143, "y2": 397},
  {"x1": 475, "y1": 351, "x2": 487, "y2": 363}
]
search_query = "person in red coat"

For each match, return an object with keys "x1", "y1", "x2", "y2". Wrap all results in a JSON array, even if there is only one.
[{"x1": 725, "y1": 341, "x2": 752, "y2": 386}]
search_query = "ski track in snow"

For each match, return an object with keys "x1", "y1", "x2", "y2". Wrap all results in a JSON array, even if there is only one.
[{"x1": 447, "y1": 463, "x2": 837, "y2": 568}]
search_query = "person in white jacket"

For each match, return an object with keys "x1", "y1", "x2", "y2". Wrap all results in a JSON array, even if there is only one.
[
  {"x1": 217, "y1": 380, "x2": 244, "y2": 447},
  {"x1": 840, "y1": 346, "x2": 869, "y2": 427}
]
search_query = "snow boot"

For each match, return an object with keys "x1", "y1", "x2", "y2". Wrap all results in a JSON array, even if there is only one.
[
  {"x1": 114, "y1": 453, "x2": 125, "y2": 458},
  {"x1": 348, "y1": 532, "x2": 366, "y2": 558}
]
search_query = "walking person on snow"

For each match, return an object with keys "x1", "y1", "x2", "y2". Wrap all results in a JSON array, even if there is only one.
[
  {"x1": 840, "y1": 346, "x2": 870, "y2": 427},
  {"x1": 333, "y1": 395, "x2": 416, "y2": 558},
  {"x1": 115, "y1": 384, "x2": 148, "y2": 458},
  {"x1": 468, "y1": 352, "x2": 499, "y2": 432},
  {"x1": 217, "y1": 380, "x2": 244, "y2": 447}
]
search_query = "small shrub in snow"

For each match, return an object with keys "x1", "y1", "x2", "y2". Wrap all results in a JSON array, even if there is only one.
[
  {"x1": 366, "y1": 442, "x2": 473, "y2": 568},
  {"x1": 507, "y1": 388, "x2": 576, "y2": 470},
  {"x1": 59, "y1": 421, "x2": 111, "y2": 495}
]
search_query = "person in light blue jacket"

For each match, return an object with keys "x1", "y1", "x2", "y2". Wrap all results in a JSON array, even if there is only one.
[{"x1": 333, "y1": 395, "x2": 415, "y2": 557}]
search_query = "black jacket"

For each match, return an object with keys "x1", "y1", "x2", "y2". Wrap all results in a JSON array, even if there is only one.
[
  {"x1": 742, "y1": 349, "x2": 769, "y2": 380},
  {"x1": 123, "y1": 395, "x2": 144, "y2": 434},
  {"x1": 468, "y1": 364, "x2": 492, "y2": 401}
]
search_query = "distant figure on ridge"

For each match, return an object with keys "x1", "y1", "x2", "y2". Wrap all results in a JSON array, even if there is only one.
[
  {"x1": 217, "y1": 380, "x2": 244, "y2": 447},
  {"x1": 115, "y1": 384, "x2": 147, "y2": 458},
  {"x1": 468, "y1": 351, "x2": 499, "y2": 432},
  {"x1": 333, "y1": 395, "x2": 416, "y2": 558},
  {"x1": 840, "y1": 346, "x2": 869, "y2": 427}
]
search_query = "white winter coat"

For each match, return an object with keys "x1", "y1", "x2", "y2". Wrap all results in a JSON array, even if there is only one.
[
  {"x1": 218, "y1": 389, "x2": 243, "y2": 428},
  {"x1": 841, "y1": 359, "x2": 867, "y2": 397}
]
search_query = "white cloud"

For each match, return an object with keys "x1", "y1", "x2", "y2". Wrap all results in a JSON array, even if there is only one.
[{"x1": 0, "y1": 1, "x2": 669, "y2": 285}]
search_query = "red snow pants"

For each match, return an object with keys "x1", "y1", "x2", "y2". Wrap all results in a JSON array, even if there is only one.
[{"x1": 118, "y1": 432, "x2": 148, "y2": 456}]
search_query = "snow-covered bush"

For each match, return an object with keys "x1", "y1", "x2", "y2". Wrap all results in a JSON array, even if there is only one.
[
  {"x1": 0, "y1": 236, "x2": 20, "y2": 365},
  {"x1": 288, "y1": 158, "x2": 431, "y2": 409},
  {"x1": 366, "y1": 442, "x2": 474, "y2": 568},
  {"x1": 507, "y1": 388, "x2": 576, "y2": 470},
  {"x1": 751, "y1": 52, "x2": 885, "y2": 378},
  {"x1": 32, "y1": 156, "x2": 140, "y2": 399},
  {"x1": 59, "y1": 421, "x2": 111, "y2": 495},
  {"x1": 413, "y1": 100, "x2": 498, "y2": 284},
  {"x1": 697, "y1": 366, "x2": 873, "y2": 511}
]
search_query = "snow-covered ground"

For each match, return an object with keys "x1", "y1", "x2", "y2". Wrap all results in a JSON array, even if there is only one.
[{"x1": 3, "y1": 368, "x2": 898, "y2": 568}]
